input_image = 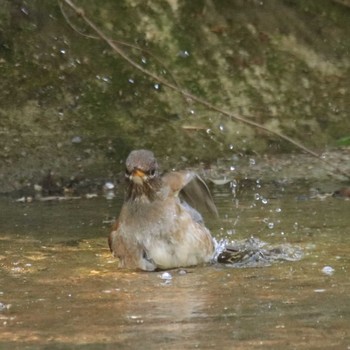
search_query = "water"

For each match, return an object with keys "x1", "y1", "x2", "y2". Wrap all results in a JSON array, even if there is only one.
[{"x1": 0, "y1": 184, "x2": 349, "y2": 349}]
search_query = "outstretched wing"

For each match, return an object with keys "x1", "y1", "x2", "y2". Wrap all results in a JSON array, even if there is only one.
[{"x1": 163, "y1": 171, "x2": 218, "y2": 218}]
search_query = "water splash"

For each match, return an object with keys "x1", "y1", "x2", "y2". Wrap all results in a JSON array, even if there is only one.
[{"x1": 214, "y1": 237, "x2": 303, "y2": 268}]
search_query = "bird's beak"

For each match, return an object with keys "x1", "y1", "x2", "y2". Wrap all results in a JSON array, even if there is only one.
[
  {"x1": 133, "y1": 169, "x2": 145, "y2": 177},
  {"x1": 130, "y1": 169, "x2": 145, "y2": 184}
]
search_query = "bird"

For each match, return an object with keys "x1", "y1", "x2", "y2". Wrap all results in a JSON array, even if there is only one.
[
  {"x1": 108, "y1": 149, "x2": 219, "y2": 271},
  {"x1": 108, "y1": 150, "x2": 303, "y2": 270}
]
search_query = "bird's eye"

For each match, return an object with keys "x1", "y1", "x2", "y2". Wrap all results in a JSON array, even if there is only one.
[
  {"x1": 149, "y1": 168, "x2": 156, "y2": 177},
  {"x1": 125, "y1": 168, "x2": 131, "y2": 177}
]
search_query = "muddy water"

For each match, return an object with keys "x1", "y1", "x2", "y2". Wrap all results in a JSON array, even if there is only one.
[{"x1": 0, "y1": 184, "x2": 349, "y2": 349}]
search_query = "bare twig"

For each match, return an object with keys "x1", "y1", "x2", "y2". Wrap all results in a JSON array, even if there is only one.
[
  {"x1": 331, "y1": 0, "x2": 350, "y2": 9},
  {"x1": 60, "y1": 0, "x2": 349, "y2": 180},
  {"x1": 59, "y1": 0, "x2": 189, "y2": 106}
]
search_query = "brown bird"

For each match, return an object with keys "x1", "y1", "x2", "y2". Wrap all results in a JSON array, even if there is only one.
[{"x1": 108, "y1": 149, "x2": 218, "y2": 271}]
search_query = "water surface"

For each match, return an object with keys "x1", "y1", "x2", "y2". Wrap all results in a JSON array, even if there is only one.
[{"x1": 0, "y1": 183, "x2": 349, "y2": 349}]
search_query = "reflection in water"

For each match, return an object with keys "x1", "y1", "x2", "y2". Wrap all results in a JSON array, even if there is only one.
[{"x1": 0, "y1": 185, "x2": 349, "y2": 348}]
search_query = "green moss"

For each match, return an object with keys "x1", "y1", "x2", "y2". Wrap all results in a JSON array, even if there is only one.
[{"x1": 1, "y1": 0, "x2": 350, "y2": 191}]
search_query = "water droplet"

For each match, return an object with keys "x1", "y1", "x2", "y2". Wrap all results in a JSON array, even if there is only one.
[
  {"x1": 129, "y1": 315, "x2": 142, "y2": 320},
  {"x1": 261, "y1": 198, "x2": 268, "y2": 204},
  {"x1": 322, "y1": 266, "x2": 334, "y2": 276},
  {"x1": 275, "y1": 208, "x2": 282, "y2": 213},
  {"x1": 219, "y1": 124, "x2": 224, "y2": 132},
  {"x1": 229, "y1": 144, "x2": 234, "y2": 150},
  {"x1": 254, "y1": 193, "x2": 260, "y2": 200},
  {"x1": 249, "y1": 158, "x2": 256, "y2": 166},
  {"x1": 178, "y1": 50, "x2": 190, "y2": 58},
  {"x1": 128, "y1": 78, "x2": 135, "y2": 84},
  {"x1": 71, "y1": 136, "x2": 82, "y2": 144},
  {"x1": 103, "y1": 182, "x2": 114, "y2": 190},
  {"x1": 230, "y1": 179, "x2": 237, "y2": 187},
  {"x1": 153, "y1": 83, "x2": 160, "y2": 90},
  {"x1": 101, "y1": 76, "x2": 110, "y2": 83},
  {"x1": 229, "y1": 166, "x2": 235, "y2": 171},
  {"x1": 21, "y1": 7, "x2": 29, "y2": 15},
  {"x1": 160, "y1": 272, "x2": 172, "y2": 280},
  {"x1": 141, "y1": 57, "x2": 147, "y2": 64},
  {"x1": 268, "y1": 222, "x2": 274, "y2": 229},
  {"x1": 60, "y1": 49, "x2": 66, "y2": 55}
]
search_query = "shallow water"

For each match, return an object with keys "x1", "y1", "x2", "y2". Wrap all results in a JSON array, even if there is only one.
[{"x1": 0, "y1": 183, "x2": 349, "y2": 349}]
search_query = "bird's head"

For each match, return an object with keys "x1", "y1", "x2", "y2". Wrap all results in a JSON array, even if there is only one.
[{"x1": 125, "y1": 149, "x2": 161, "y2": 201}]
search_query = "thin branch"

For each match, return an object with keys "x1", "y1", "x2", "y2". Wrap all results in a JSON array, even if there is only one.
[
  {"x1": 59, "y1": 0, "x2": 189, "y2": 107},
  {"x1": 61, "y1": 0, "x2": 349, "y2": 180}
]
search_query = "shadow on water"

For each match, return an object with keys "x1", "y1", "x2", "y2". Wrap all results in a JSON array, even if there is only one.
[{"x1": 0, "y1": 183, "x2": 349, "y2": 349}]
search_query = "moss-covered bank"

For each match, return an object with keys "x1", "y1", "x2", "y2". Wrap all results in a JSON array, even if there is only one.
[{"x1": 1, "y1": 0, "x2": 350, "y2": 192}]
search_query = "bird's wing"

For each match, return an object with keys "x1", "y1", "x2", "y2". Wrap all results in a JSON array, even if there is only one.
[{"x1": 162, "y1": 171, "x2": 218, "y2": 217}]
